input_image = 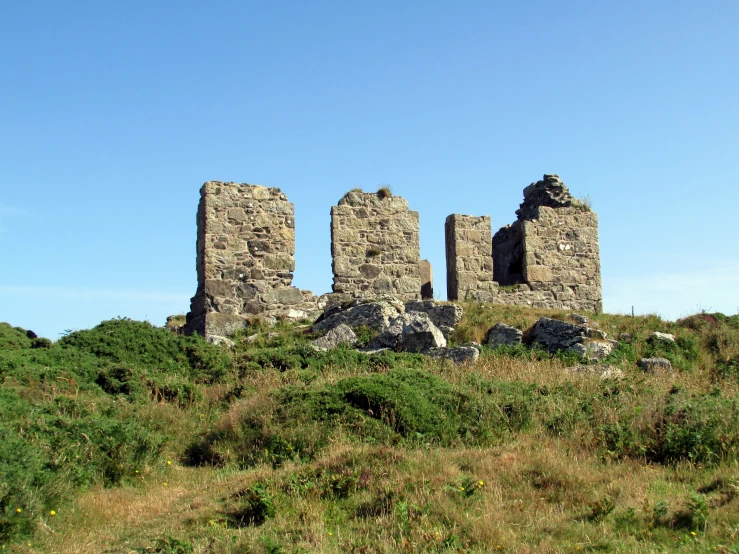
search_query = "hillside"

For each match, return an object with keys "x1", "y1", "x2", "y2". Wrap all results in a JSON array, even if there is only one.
[{"x1": 1, "y1": 305, "x2": 738, "y2": 553}]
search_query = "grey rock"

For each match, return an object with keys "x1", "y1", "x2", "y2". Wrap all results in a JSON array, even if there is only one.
[
  {"x1": 566, "y1": 364, "x2": 623, "y2": 379},
  {"x1": 206, "y1": 335, "x2": 235, "y2": 348},
  {"x1": 244, "y1": 333, "x2": 259, "y2": 344},
  {"x1": 313, "y1": 301, "x2": 401, "y2": 333},
  {"x1": 568, "y1": 340, "x2": 614, "y2": 361},
  {"x1": 650, "y1": 332, "x2": 676, "y2": 343},
  {"x1": 586, "y1": 328, "x2": 609, "y2": 340},
  {"x1": 428, "y1": 345, "x2": 480, "y2": 365},
  {"x1": 438, "y1": 325, "x2": 455, "y2": 339},
  {"x1": 531, "y1": 317, "x2": 587, "y2": 352},
  {"x1": 311, "y1": 324, "x2": 357, "y2": 351},
  {"x1": 404, "y1": 300, "x2": 463, "y2": 329},
  {"x1": 570, "y1": 313, "x2": 589, "y2": 325},
  {"x1": 369, "y1": 312, "x2": 447, "y2": 353},
  {"x1": 639, "y1": 357, "x2": 673, "y2": 371},
  {"x1": 485, "y1": 323, "x2": 523, "y2": 347}
]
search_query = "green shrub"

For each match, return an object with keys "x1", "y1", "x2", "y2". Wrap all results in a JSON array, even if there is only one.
[{"x1": 58, "y1": 318, "x2": 231, "y2": 383}]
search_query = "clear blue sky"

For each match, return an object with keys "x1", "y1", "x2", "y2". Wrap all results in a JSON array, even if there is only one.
[{"x1": 2, "y1": 1, "x2": 737, "y2": 339}]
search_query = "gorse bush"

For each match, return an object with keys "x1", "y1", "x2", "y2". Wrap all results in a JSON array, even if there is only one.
[
  {"x1": 58, "y1": 318, "x2": 232, "y2": 383},
  {"x1": 0, "y1": 319, "x2": 231, "y2": 543}
]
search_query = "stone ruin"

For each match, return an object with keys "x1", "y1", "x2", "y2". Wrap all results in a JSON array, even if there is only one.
[
  {"x1": 184, "y1": 182, "x2": 321, "y2": 337},
  {"x1": 185, "y1": 175, "x2": 602, "y2": 337},
  {"x1": 330, "y1": 190, "x2": 421, "y2": 301},
  {"x1": 446, "y1": 174, "x2": 602, "y2": 312}
]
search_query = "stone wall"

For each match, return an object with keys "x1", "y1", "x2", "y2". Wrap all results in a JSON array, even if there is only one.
[
  {"x1": 447, "y1": 175, "x2": 602, "y2": 312},
  {"x1": 331, "y1": 190, "x2": 421, "y2": 301},
  {"x1": 185, "y1": 182, "x2": 321, "y2": 337},
  {"x1": 444, "y1": 214, "x2": 497, "y2": 302}
]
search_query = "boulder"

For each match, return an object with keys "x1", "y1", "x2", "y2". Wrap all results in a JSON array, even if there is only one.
[
  {"x1": 313, "y1": 300, "x2": 401, "y2": 333},
  {"x1": 650, "y1": 332, "x2": 676, "y2": 344},
  {"x1": 568, "y1": 340, "x2": 614, "y2": 361},
  {"x1": 311, "y1": 324, "x2": 357, "y2": 351},
  {"x1": 428, "y1": 344, "x2": 480, "y2": 365},
  {"x1": 485, "y1": 323, "x2": 523, "y2": 347},
  {"x1": 405, "y1": 300, "x2": 463, "y2": 330},
  {"x1": 369, "y1": 312, "x2": 446, "y2": 353},
  {"x1": 206, "y1": 335, "x2": 235, "y2": 348},
  {"x1": 570, "y1": 313, "x2": 589, "y2": 325},
  {"x1": 531, "y1": 317, "x2": 587, "y2": 352},
  {"x1": 639, "y1": 357, "x2": 673, "y2": 372}
]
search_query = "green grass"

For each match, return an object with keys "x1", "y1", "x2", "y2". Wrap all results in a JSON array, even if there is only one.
[{"x1": 1, "y1": 308, "x2": 739, "y2": 552}]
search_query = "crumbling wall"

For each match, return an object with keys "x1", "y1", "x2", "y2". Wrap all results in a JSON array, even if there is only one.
[
  {"x1": 446, "y1": 174, "x2": 602, "y2": 312},
  {"x1": 444, "y1": 214, "x2": 497, "y2": 301},
  {"x1": 492, "y1": 174, "x2": 602, "y2": 312},
  {"x1": 185, "y1": 181, "x2": 320, "y2": 337},
  {"x1": 331, "y1": 190, "x2": 421, "y2": 301}
]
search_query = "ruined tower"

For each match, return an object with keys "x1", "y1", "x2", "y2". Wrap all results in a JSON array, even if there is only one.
[
  {"x1": 185, "y1": 181, "x2": 319, "y2": 337},
  {"x1": 330, "y1": 190, "x2": 421, "y2": 301}
]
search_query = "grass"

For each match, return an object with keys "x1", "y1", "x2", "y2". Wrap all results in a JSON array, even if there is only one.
[{"x1": 1, "y1": 307, "x2": 739, "y2": 552}]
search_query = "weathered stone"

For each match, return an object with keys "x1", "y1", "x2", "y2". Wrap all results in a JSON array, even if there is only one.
[
  {"x1": 485, "y1": 323, "x2": 523, "y2": 347},
  {"x1": 400, "y1": 313, "x2": 447, "y2": 353},
  {"x1": 639, "y1": 357, "x2": 673, "y2": 371},
  {"x1": 566, "y1": 364, "x2": 623, "y2": 379},
  {"x1": 206, "y1": 335, "x2": 235, "y2": 348},
  {"x1": 487, "y1": 175, "x2": 602, "y2": 312},
  {"x1": 311, "y1": 324, "x2": 357, "y2": 351},
  {"x1": 428, "y1": 345, "x2": 480, "y2": 365},
  {"x1": 404, "y1": 300, "x2": 463, "y2": 330},
  {"x1": 185, "y1": 182, "x2": 323, "y2": 336},
  {"x1": 650, "y1": 332, "x2": 676, "y2": 344},
  {"x1": 202, "y1": 313, "x2": 248, "y2": 337},
  {"x1": 369, "y1": 312, "x2": 446, "y2": 353},
  {"x1": 313, "y1": 301, "x2": 401, "y2": 333},
  {"x1": 568, "y1": 340, "x2": 614, "y2": 361},
  {"x1": 531, "y1": 317, "x2": 588, "y2": 351},
  {"x1": 262, "y1": 286, "x2": 304, "y2": 305}
]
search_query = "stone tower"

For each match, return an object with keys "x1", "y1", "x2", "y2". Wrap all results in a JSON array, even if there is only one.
[
  {"x1": 185, "y1": 181, "x2": 318, "y2": 337},
  {"x1": 330, "y1": 190, "x2": 421, "y2": 301}
]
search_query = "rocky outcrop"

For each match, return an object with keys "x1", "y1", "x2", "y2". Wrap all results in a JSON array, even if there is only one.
[
  {"x1": 531, "y1": 317, "x2": 617, "y2": 361},
  {"x1": 485, "y1": 323, "x2": 523, "y2": 347},
  {"x1": 650, "y1": 332, "x2": 676, "y2": 344}
]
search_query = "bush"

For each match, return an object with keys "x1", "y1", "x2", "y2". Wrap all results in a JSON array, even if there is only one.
[{"x1": 58, "y1": 318, "x2": 231, "y2": 383}]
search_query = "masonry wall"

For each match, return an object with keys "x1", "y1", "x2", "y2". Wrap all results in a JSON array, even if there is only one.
[
  {"x1": 446, "y1": 174, "x2": 602, "y2": 312},
  {"x1": 492, "y1": 175, "x2": 602, "y2": 312},
  {"x1": 185, "y1": 181, "x2": 320, "y2": 337},
  {"x1": 445, "y1": 214, "x2": 497, "y2": 302},
  {"x1": 331, "y1": 191, "x2": 421, "y2": 301}
]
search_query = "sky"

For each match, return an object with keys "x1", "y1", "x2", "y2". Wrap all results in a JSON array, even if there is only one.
[{"x1": 1, "y1": 1, "x2": 737, "y2": 340}]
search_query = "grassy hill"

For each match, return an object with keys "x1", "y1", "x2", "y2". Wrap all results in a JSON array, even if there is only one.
[{"x1": 0, "y1": 305, "x2": 738, "y2": 553}]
